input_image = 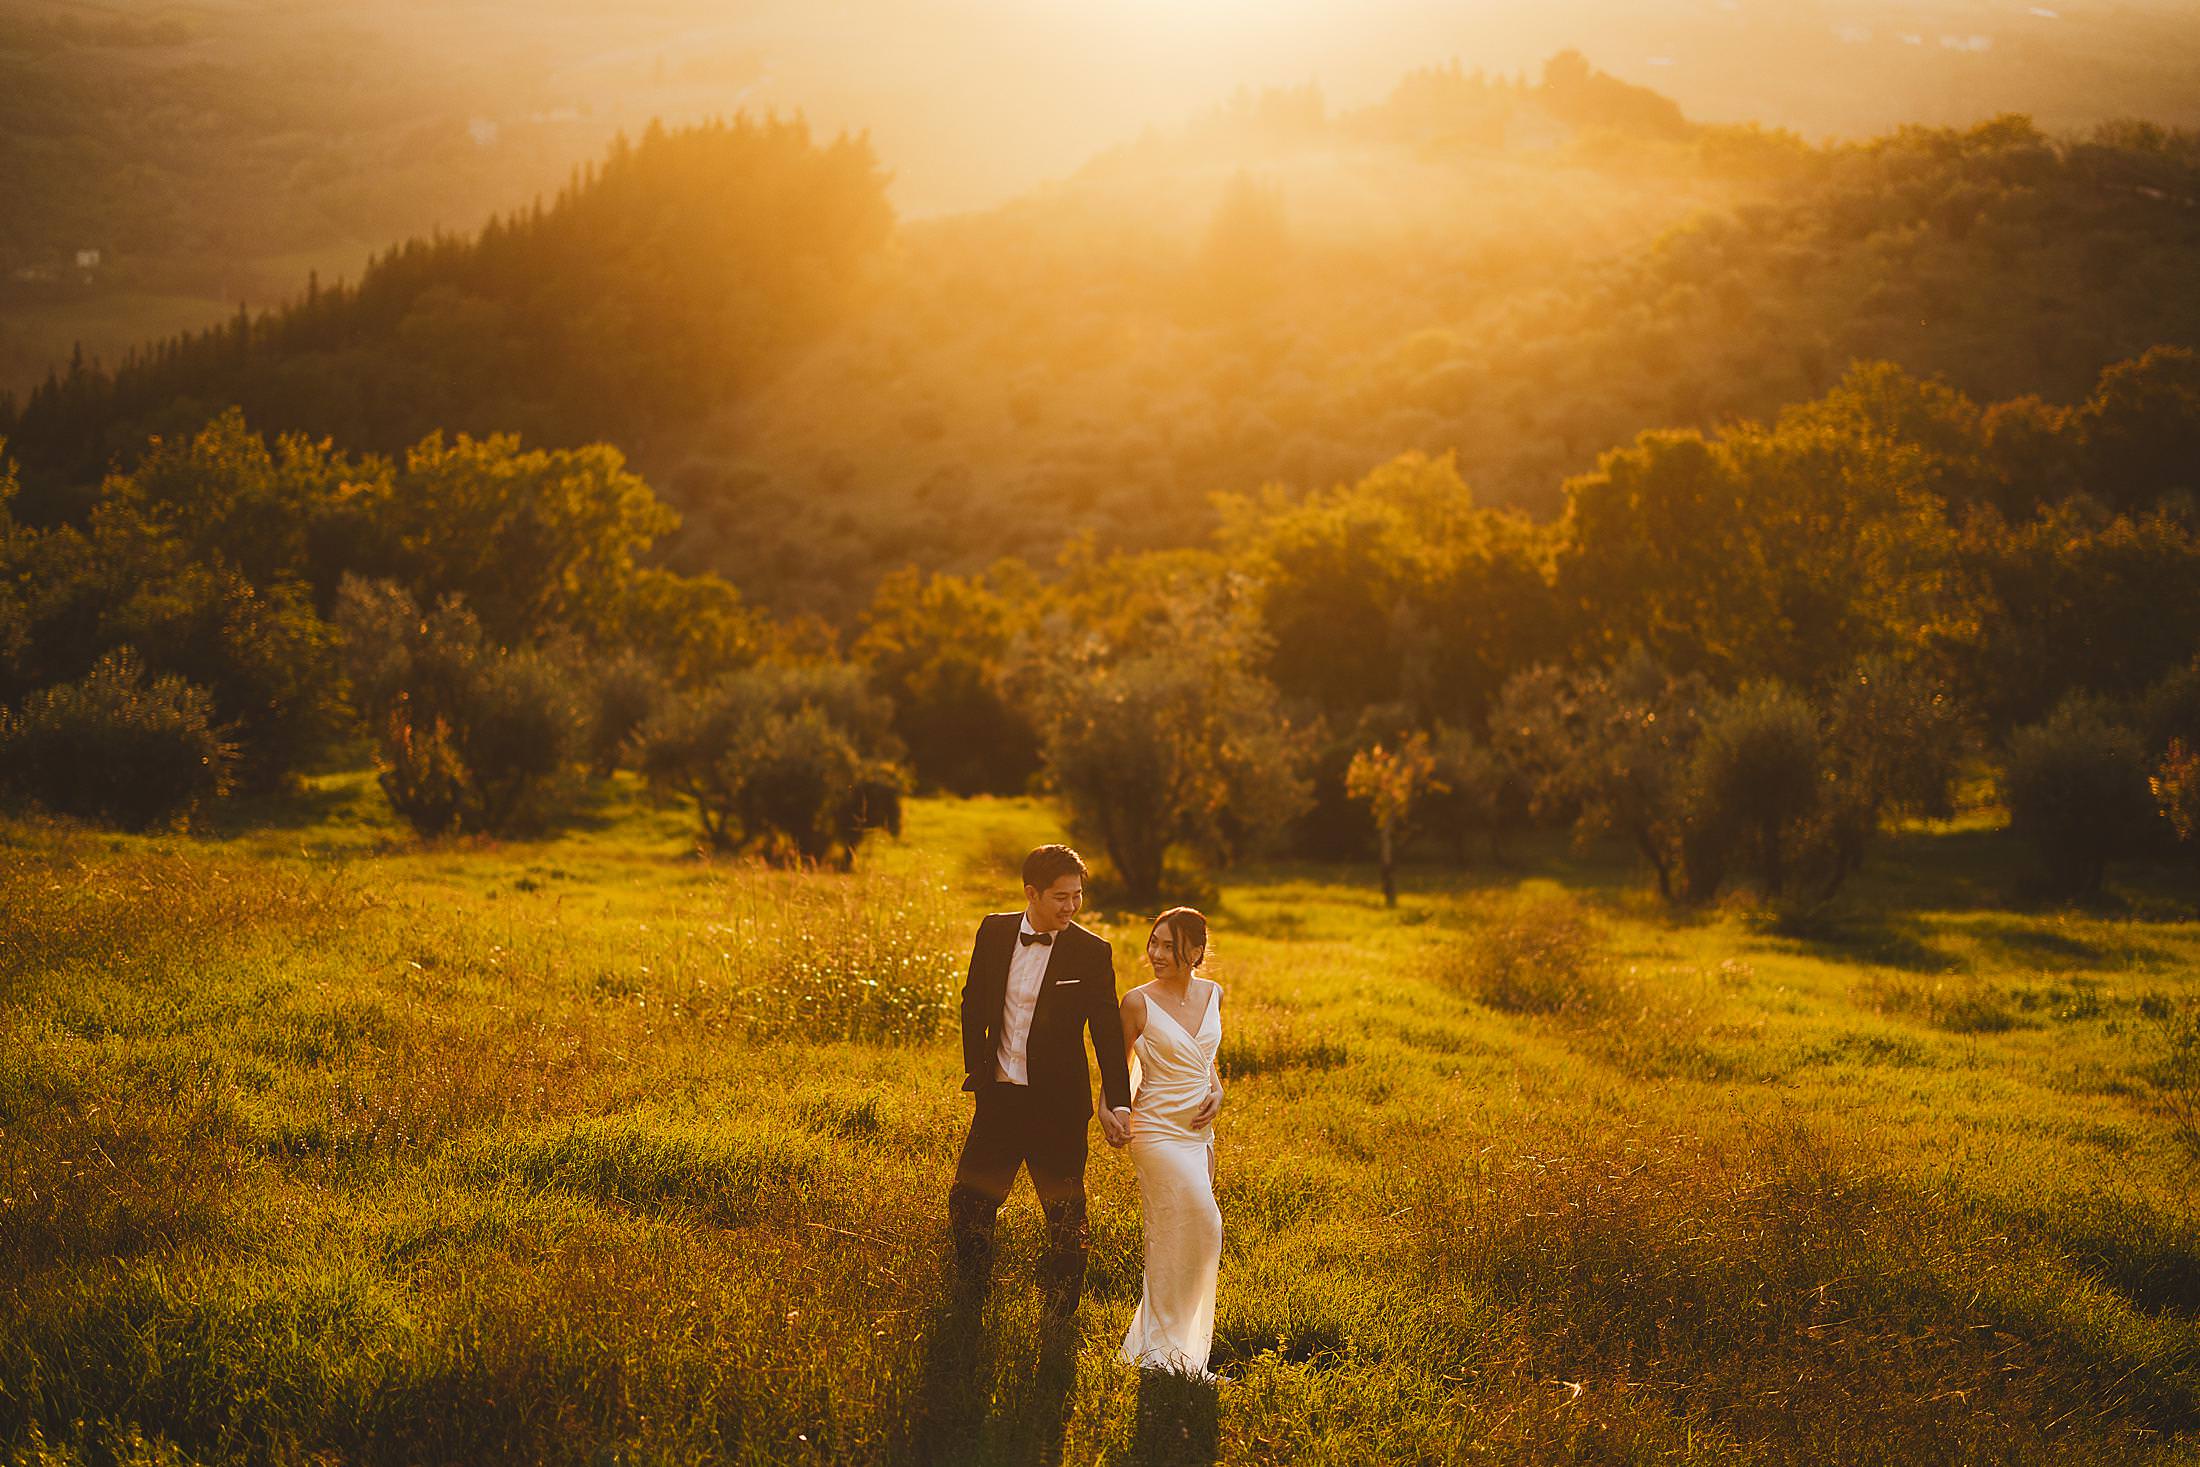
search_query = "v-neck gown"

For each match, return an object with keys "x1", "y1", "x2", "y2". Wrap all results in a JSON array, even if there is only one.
[{"x1": 1119, "y1": 984, "x2": 1223, "y2": 1378}]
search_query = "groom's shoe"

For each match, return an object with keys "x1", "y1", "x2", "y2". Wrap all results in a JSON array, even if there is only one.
[
  {"x1": 1039, "y1": 1271, "x2": 1082, "y2": 1327},
  {"x1": 1038, "y1": 1196, "x2": 1089, "y2": 1312},
  {"x1": 1038, "y1": 1248, "x2": 1084, "y2": 1324},
  {"x1": 948, "y1": 1183, "x2": 1000, "y2": 1280}
]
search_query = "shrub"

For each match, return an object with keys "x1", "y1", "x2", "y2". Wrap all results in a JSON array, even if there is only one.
[
  {"x1": 335, "y1": 575, "x2": 483, "y2": 730},
  {"x1": 1034, "y1": 595, "x2": 1312, "y2": 906},
  {"x1": 2138, "y1": 655, "x2": 2200, "y2": 760},
  {"x1": 103, "y1": 560, "x2": 344, "y2": 793},
  {"x1": 742, "y1": 661, "x2": 901, "y2": 758},
  {"x1": 378, "y1": 711, "x2": 467, "y2": 837},
  {"x1": 455, "y1": 649, "x2": 583, "y2": 832},
  {"x1": 1423, "y1": 723, "x2": 1530, "y2": 865},
  {"x1": 2150, "y1": 738, "x2": 2199, "y2": 853},
  {"x1": 7, "y1": 497, "x2": 343, "y2": 792},
  {"x1": 0, "y1": 649, "x2": 234, "y2": 830},
  {"x1": 0, "y1": 580, "x2": 23, "y2": 698},
  {"x1": 584, "y1": 650, "x2": 666, "y2": 775},
  {"x1": 1684, "y1": 680, "x2": 1824, "y2": 901},
  {"x1": 841, "y1": 774, "x2": 905, "y2": 845},
  {"x1": 634, "y1": 663, "x2": 906, "y2": 864},
  {"x1": 1446, "y1": 893, "x2": 1608, "y2": 1016},
  {"x1": 1673, "y1": 662, "x2": 1966, "y2": 910},
  {"x1": 334, "y1": 576, "x2": 583, "y2": 836},
  {"x1": 2003, "y1": 695, "x2": 2158, "y2": 898},
  {"x1": 737, "y1": 707, "x2": 870, "y2": 863},
  {"x1": 1773, "y1": 654, "x2": 1968, "y2": 906},
  {"x1": 634, "y1": 675, "x2": 769, "y2": 851},
  {"x1": 1502, "y1": 651, "x2": 1711, "y2": 903},
  {"x1": 1821, "y1": 653, "x2": 1965, "y2": 825},
  {"x1": 853, "y1": 566, "x2": 1039, "y2": 796},
  {"x1": 1344, "y1": 732, "x2": 1436, "y2": 908},
  {"x1": 1486, "y1": 663, "x2": 1589, "y2": 831}
]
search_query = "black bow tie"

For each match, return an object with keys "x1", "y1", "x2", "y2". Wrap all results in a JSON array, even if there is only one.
[{"x1": 1019, "y1": 930, "x2": 1053, "y2": 947}]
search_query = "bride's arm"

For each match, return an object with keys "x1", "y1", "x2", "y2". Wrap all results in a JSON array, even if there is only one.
[{"x1": 1119, "y1": 987, "x2": 1146, "y2": 1074}]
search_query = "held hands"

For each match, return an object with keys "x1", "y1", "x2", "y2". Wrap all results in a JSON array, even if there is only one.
[{"x1": 1099, "y1": 1106, "x2": 1132, "y2": 1148}]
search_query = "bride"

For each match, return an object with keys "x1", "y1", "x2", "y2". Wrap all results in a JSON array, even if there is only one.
[{"x1": 1116, "y1": 905, "x2": 1225, "y2": 1378}]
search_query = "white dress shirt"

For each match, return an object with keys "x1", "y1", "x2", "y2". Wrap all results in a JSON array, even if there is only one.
[{"x1": 994, "y1": 913, "x2": 1055, "y2": 1084}]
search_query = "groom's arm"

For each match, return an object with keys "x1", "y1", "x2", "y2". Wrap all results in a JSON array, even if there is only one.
[
  {"x1": 1088, "y1": 936, "x2": 1133, "y2": 1113},
  {"x1": 959, "y1": 916, "x2": 993, "y2": 1083}
]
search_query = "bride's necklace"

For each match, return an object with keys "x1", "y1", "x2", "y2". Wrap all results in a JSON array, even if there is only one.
[{"x1": 1149, "y1": 977, "x2": 1202, "y2": 1033}]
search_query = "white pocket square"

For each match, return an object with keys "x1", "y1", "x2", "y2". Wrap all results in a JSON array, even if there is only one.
[{"x1": 1052, "y1": 979, "x2": 1082, "y2": 986}]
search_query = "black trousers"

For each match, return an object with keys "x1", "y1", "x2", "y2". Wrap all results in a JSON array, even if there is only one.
[{"x1": 948, "y1": 1080, "x2": 1089, "y2": 1281}]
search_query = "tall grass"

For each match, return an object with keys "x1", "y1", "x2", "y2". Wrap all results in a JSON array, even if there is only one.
[
  {"x1": 1431, "y1": 889, "x2": 1729, "y2": 1079},
  {"x1": 697, "y1": 873, "x2": 965, "y2": 1044},
  {"x1": 2, "y1": 787, "x2": 2197, "y2": 1465},
  {"x1": 2141, "y1": 993, "x2": 2200, "y2": 1157}
]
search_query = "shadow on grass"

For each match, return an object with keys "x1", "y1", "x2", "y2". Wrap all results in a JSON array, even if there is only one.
[
  {"x1": 506, "y1": 775, "x2": 635, "y2": 841},
  {"x1": 196, "y1": 769, "x2": 666, "y2": 852},
  {"x1": 1717, "y1": 818, "x2": 2197, "y2": 973},
  {"x1": 1966, "y1": 918, "x2": 2104, "y2": 964},
  {"x1": 1124, "y1": 1368, "x2": 1220, "y2": 1467},
  {"x1": 1964, "y1": 914, "x2": 2185, "y2": 972},
  {"x1": 1751, "y1": 908, "x2": 1962, "y2": 974},
  {"x1": 897, "y1": 1267, "x2": 1080, "y2": 1467},
  {"x1": 193, "y1": 776, "x2": 365, "y2": 836},
  {"x1": 1365, "y1": 823, "x2": 2194, "y2": 940},
  {"x1": 1756, "y1": 878, "x2": 2194, "y2": 976},
  {"x1": 1373, "y1": 839, "x2": 1654, "y2": 910},
  {"x1": 994, "y1": 1311, "x2": 1080, "y2": 1467},
  {"x1": 899, "y1": 1273, "x2": 992, "y2": 1466}
]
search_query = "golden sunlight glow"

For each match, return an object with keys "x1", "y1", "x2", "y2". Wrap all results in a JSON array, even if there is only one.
[{"x1": 8, "y1": 8, "x2": 2200, "y2": 1454}]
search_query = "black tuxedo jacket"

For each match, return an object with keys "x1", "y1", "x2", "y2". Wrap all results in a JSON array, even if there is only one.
[{"x1": 960, "y1": 913, "x2": 1133, "y2": 1119}]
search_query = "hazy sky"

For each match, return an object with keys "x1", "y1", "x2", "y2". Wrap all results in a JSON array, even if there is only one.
[
  {"x1": 655, "y1": 0, "x2": 2200, "y2": 214},
  {"x1": 711, "y1": 0, "x2": 1647, "y2": 211}
]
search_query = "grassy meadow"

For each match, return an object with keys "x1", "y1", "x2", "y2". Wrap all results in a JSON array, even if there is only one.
[{"x1": 3, "y1": 775, "x2": 2198, "y2": 1464}]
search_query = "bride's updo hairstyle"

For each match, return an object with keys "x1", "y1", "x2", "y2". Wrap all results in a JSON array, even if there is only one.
[{"x1": 1151, "y1": 906, "x2": 1209, "y2": 972}]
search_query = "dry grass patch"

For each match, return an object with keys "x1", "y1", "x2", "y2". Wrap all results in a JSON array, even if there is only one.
[
  {"x1": 2138, "y1": 992, "x2": 2200, "y2": 1158},
  {"x1": 1432, "y1": 892, "x2": 1726, "y2": 1078},
  {"x1": 0, "y1": 834, "x2": 367, "y2": 987},
  {"x1": 1851, "y1": 969, "x2": 2031, "y2": 1034},
  {"x1": 1411, "y1": 1117, "x2": 2200, "y2": 1458}
]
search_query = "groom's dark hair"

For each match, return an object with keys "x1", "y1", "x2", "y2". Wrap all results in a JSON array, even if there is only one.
[{"x1": 1022, "y1": 844, "x2": 1088, "y2": 892}]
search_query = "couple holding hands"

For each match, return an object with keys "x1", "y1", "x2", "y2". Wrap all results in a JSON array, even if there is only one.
[{"x1": 945, "y1": 844, "x2": 1225, "y2": 1379}]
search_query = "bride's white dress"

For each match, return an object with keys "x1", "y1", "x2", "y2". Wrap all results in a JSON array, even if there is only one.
[{"x1": 1119, "y1": 981, "x2": 1222, "y2": 1378}]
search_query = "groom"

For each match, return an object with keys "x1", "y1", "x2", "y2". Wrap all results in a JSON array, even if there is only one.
[{"x1": 947, "y1": 843, "x2": 1133, "y2": 1301}]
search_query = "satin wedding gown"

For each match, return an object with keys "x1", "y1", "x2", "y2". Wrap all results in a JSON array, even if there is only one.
[{"x1": 1119, "y1": 982, "x2": 1223, "y2": 1378}]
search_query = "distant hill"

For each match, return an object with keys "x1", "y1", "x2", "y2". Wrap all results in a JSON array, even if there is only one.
[
  {"x1": 0, "y1": 117, "x2": 891, "y2": 522},
  {"x1": 6, "y1": 55, "x2": 2198, "y2": 621},
  {"x1": 651, "y1": 61, "x2": 2200, "y2": 615},
  {"x1": 9, "y1": 0, "x2": 2200, "y2": 407}
]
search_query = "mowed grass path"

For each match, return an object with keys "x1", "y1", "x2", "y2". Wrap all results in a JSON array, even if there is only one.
[{"x1": 3, "y1": 775, "x2": 2197, "y2": 1465}]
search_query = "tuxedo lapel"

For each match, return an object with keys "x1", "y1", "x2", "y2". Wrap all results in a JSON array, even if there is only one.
[{"x1": 987, "y1": 914, "x2": 1019, "y2": 1024}]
